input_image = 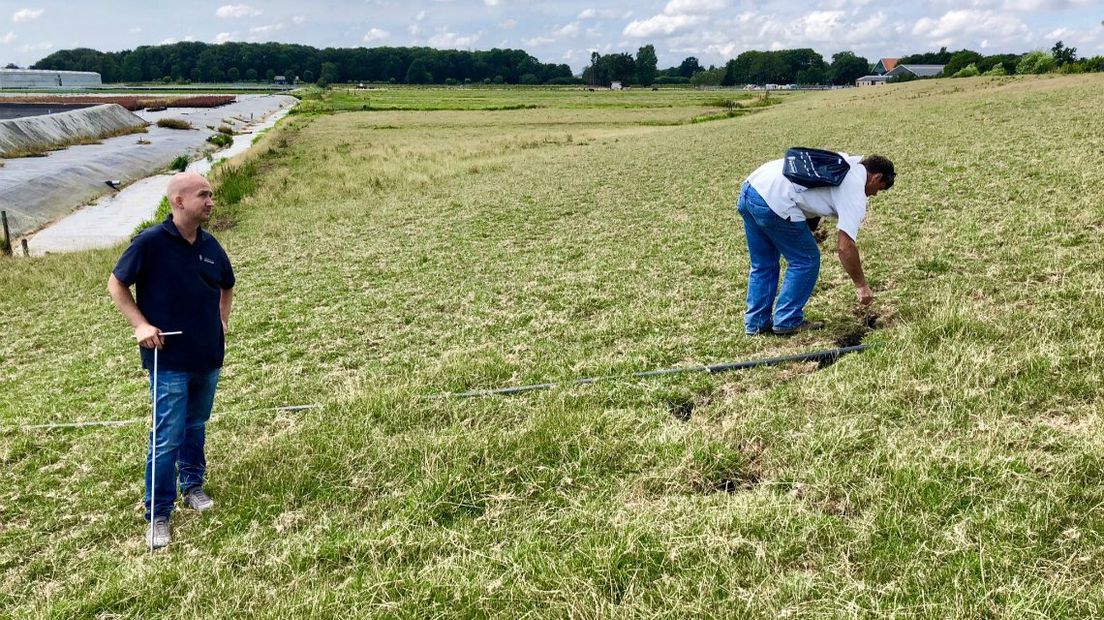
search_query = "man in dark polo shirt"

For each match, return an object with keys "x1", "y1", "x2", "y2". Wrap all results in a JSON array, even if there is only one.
[{"x1": 107, "y1": 172, "x2": 235, "y2": 549}]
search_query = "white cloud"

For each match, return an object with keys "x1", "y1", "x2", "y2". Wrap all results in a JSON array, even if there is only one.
[
  {"x1": 624, "y1": 14, "x2": 704, "y2": 38},
  {"x1": 500, "y1": 18, "x2": 518, "y2": 28},
  {"x1": 129, "y1": 26, "x2": 142, "y2": 33},
  {"x1": 215, "y1": 4, "x2": 261, "y2": 19},
  {"x1": 18, "y1": 41, "x2": 51, "y2": 52},
  {"x1": 912, "y1": 9, "x2": 1028, "y2": 44},
  {"x1": 524, "y1": 20, "x2": 582, "y2": 47},
  {"x1": 292, "y1": 15, "x2": 306, "y2": 24},
  {"x1": 577, "y1": 8, "x2": 626, "y2": 19},
  {"x1": 249, "y1": 23, "x2": 284, "y2": 36},
  {"x1": 416, "y1": 10, "x2": 427, "y2": 21},
  {"x1": 427, "y1": 30, "x2": 482, "y2": 48},
  {"x1": 623, "y1": 0, "x2": 727, "y2": 39},
  {"x1": 363, "y1": 28, "x2": 390, "y2": 42},
  {"x1": 12, "y1": 8, "x2": 43, "y2": 23},
  {"x1": 213, "y1": 32, "x2": 237, "y2": 43},
  {"x1": 1, "y1": 31, "x2": 17, "y2": 44},
  {"x1": 484, "y1": 0, "x2": 500, "y2": 5},
  {"x1": 801, "y1": 10, "x2": 845, "y2": 41},
  {"x1": 554, "y1": 22, "x2": 581, "y2": 37},
  {"x1": 664, "y1": 0, "x2": 728, "y2": 13},
  {"x1": 1002, "y1": 0, "x2": 1097, "y2": 9}
]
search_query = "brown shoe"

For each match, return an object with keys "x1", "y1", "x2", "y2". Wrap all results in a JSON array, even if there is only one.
[{"x1": 772, "y1": 320, "x2": 825, "y2": 336}]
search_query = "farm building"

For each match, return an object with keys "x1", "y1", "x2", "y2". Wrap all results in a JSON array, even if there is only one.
[
  {"x1": 886, "y1": 64, "x2": 945, "y2": 79},
  {"x1": 0, "y1": 69, "x2": 102, "y2": 89},
  {"x1": 856, "y1": 75, "x2": 891, "y2": 87},
  {"x1": 873, "y1": 58, "x2": 899, "y2": 75}
]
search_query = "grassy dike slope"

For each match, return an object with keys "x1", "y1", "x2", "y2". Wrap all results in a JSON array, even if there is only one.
[{"x1": 2, "y1": 76, "x2": 1103, "y2": 617}]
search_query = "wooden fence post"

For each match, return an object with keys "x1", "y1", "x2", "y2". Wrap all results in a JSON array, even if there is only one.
[
  {"x1": 1, "y1": 211, "x2": 11, "y2": 257},
  {"x1": 21, "y1": 238, "x2": 30, "y2": 257}
]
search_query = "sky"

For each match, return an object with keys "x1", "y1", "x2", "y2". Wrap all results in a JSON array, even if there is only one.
[{"x1": 2, "y1": 1, "x2": 1103, "y2": 72}]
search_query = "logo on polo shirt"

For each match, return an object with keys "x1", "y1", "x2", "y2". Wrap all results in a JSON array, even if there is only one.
[{"x1": 198, "y1": 253, "x2": 215, "y2": 265}]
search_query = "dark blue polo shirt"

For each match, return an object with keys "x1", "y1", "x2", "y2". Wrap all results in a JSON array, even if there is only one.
[{"x1": 112, "y1": 215, "x2": 235, "y2": 372}]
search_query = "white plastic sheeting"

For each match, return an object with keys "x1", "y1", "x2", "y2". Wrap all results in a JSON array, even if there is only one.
[
  {"x1": 0, "y1": 103, "x2": 146, "y2": 156},
  {"x1": 0, "y1": 94, "x2": 295, "y2": 238},
  {"x1": 27, "y1": 106, "x2": 292, "y2": 255},
  {"x1": 0, "y1": 69, "x2": 102, "y2": 89}
]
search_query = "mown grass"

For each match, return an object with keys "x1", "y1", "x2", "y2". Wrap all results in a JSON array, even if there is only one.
[
  {"x1": 2, "y1": 75, "x2": 1104, "y2": 617},
  {"x1": 291, "y1": 85, "x2": 774, "y2": 115}
]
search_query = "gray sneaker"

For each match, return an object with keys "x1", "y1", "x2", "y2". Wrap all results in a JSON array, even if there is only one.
[
  {"x1": 183, "y1": 487, "x2": 215, "y2": 512},
  {"x1": 147, "y1": 516, "x2": 171, "y2": 549}
]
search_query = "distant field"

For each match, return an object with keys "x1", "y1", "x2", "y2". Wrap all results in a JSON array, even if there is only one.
[
  {"x1": 2, "y1": 76, "x2": 1104, "y2": 618},
  {"x1": 292, "y1": 84, "x2": 779, "y2": 113}
]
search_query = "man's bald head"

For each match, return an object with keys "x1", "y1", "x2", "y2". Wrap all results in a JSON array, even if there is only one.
[
  {"x1": 165, "y1": 172, "x2": 215, "y2": 231},
  {"x1": 166, "y1": 172, "x2": 210, "y2": 206}
]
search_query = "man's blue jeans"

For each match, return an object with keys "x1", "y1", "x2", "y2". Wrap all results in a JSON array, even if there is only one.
[
  {"x1": 736, "y1": 182, "x2": 820, "y2": 333},
  {"x1": 145, "y1": 367, "x2": 220, "y2": 520}
]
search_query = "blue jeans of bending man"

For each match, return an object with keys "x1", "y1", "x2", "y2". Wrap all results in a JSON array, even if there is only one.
[
  {"x1": 736, "y1": 182, "x2": 820, "y2": 334},
  {"x1": 145, "y1": 367, "x2": 220, "y2": 521}
]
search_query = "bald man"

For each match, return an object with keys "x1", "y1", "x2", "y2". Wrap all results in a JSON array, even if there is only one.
[{"x1": 108, "y1": 172, "x2": 235, "y2": 549}]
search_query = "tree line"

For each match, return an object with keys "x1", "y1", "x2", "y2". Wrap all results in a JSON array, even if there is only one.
[
  {"x1": 32, "y1": 42, "x2": 573, "y2": 86},
  {"x1": 29, "y1": 40, "x2": 1104, "y2": 87}
]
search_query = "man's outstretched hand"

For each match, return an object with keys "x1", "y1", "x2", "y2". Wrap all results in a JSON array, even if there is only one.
[{"x1": 856, "y1": 284, "x2": 874, "y2": 307}]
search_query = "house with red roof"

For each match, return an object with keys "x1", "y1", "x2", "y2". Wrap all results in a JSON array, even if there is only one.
[{"x1": 873, "y1": 58, "x2": 899, "y2": 75}]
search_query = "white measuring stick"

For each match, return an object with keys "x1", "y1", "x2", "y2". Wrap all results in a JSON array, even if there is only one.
[{"x1": 149, "y1": 330, "x2": 181, "y2": 553}]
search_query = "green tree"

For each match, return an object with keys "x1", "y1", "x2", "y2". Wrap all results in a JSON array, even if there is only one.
[
  {"x1": 828, "y1": 51, "x2": 869, "y2": 85},
  {"x1": 951, "y1": 63, "x2": 980, "y2": 78},
  {"x1": 406, "y1": 58, "x2": 432, "y2": 84},
  {"x1": 942, "y1": 50, "x2": 984, "y2": 76},
  {"x1": 1051, "y1": 40, "x2": 1077, "y2": 66},
  {"x1": 1017, "y1": 50, "x2": 1056, "y2": 74},
  {"x1": 320, "y1": 61, "x2": 340, "y2": 85},
  {"x1": 227, "y1": 67, "x2": 240, "y2": 82},
  {"x1": 899, "y1": 47, "x2": 952, "y2": 64},
  {"x1": 245, "y1": 68, "x2": 258, "y2": 81},
  {"x1": 678, "y1": 56, "x2": 701, "y2": 78},
  {"x1": 689, "y1": 67, "x2": 724, "y2": 86},
  {"x1": 795, "y1": 66, "x2": 826, "y2": 85},
  {"x1": 635, "y1": 44, "x2": 657, "y2": 86}
]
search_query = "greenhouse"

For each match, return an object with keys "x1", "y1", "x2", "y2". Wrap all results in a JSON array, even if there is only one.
[{"x1": 0, "y1": 69, "x2": 102, "y2": 89}]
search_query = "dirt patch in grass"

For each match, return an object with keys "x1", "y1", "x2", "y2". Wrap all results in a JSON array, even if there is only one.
[{"x1": 707, "y1": 441, "x2": 765, "y2": 493}]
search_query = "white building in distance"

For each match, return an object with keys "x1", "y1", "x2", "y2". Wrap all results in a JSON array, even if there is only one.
[{"x1": 0, "y1": 69, "x2": 102, "y2": 89}]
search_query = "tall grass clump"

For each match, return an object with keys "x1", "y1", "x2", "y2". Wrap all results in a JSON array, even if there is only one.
[
  {"x1": 207, "y1": 132, "x2": 233, "y2": 147},
  {"x1": 169, "y1": 154, "x2": 189, "y2": 171},
  {"x1": 207, "y1": 160, "x2": 259, "y2": 230},
  {"x1": 156, "y1": 118, "x2": 193, "y2": 130}
]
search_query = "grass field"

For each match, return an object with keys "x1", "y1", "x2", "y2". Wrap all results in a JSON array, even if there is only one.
[{"x1": 2, "y1": 75, "x2": 1104, "y2": 618}]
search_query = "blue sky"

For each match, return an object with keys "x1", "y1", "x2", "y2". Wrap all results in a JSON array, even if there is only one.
[{"x1": 2, "y1": 1, "x2": 1102, "y2": 71}]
